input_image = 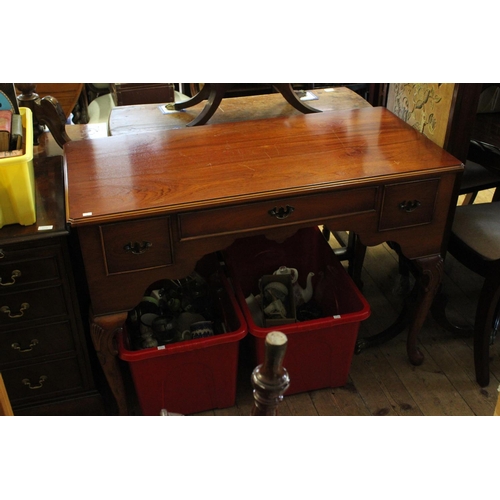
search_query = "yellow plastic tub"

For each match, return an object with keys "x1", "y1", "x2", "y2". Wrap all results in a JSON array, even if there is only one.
[{"x1": 0, "y1": 107, "x2": 35, "y2": 228}]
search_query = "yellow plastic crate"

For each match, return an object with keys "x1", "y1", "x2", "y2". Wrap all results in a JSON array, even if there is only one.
[{"x1": 0, "y1": 107, "x2": 35, "y2": 228}]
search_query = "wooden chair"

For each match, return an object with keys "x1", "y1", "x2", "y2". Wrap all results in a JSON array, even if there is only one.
[
  {"x1": 15, "y1": 83, "x2": 73, "y2": 147},
  {"x1": 25, "y1": 83, "x2": 83, "y2": 118},
  {"x1": 444, "y1": 201, "x2": 500, "y2": 387},
  {"x1": 425, "y1": 141, "x2": 500, "y2": 386},
  {"x1": 0, "y1": 373, "x2": 14, "y2": 416}
]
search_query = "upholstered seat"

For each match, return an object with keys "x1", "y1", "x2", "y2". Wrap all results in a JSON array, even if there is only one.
[{"x1": 452, "y1": 202, "x2": 500, "y2": 261}]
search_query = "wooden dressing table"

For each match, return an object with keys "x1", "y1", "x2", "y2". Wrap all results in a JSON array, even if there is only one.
[{"x1": 64, "y1": 105, "x2": 463, "y2": 415}]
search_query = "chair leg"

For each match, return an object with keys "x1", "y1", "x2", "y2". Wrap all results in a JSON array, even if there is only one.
[
  {"x1": 349, "y1": 232, "x2": 366, "y2": 290},
  {"x1": 474, "y1": 274, "x2": 500, "y2": 387},
  {"x1": 324, "y1": 229, "x2": 366, "y2": 289},
  {"x1": 462, "y1": 192, "x2": 478, "y2": 205},
  {"x1": 430, "y1": 288, "x2": 473, "y2": 336}
]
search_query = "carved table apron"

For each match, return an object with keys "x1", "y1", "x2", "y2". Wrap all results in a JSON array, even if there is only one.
[{"x1": 64, "y1": 107, "x2": 463, "y2": 415}]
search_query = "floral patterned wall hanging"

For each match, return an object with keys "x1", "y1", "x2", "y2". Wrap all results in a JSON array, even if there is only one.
[{"x1": 386, "y1": 83, "x2": 456, "y2": 147}]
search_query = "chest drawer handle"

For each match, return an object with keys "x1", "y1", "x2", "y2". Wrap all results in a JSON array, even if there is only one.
[
  {"x1": 269, "y1": 205, "x2": 295, "y2": 220},
  {"x1": 398, "y1": 200, "x2": 421, "y2": 213},
  {"x1": 123, "y1": 241, "x2": 153, "y2": 255},
  {"x1": 1, "y1": 303, "x2": 30, "y2": 319},
  {"x1": 0, "y1": 249, "x2": 4, "y2": 259},
  {"x1": 11, "y1": 339, "x2": 39, "y2": 353},
  {"x1": 0, "y1": 269, "x2": 21, "y2": 286},
  {"x1": 22, "y1": 375, "x2": 47, "y2": 390}
]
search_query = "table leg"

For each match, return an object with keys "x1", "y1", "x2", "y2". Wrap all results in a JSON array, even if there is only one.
[
  {"x1": 473, "y1": 271, "x2": 500, "y2": 387},
  {"x1": 272, "y1": 83, "x2": 322, "y2": 114},
  {"x1": 184, "y1": 84, "x2": 231, "y2": 126},
  {"x1": 406, "y1": 254, "x2": 444, "y2": 365},
  {"x1": 355, "y1": 254, "x2": 443, "y2": 365},
  {"x1": 171, "y1": 84, "x2": 212, "y2": 110},
  {"x1": 169, "y1": 84, "x2": 231, "y2": 126},
  {"x1": 89, "y1": 311, "x2": 129, "y2": 415}
]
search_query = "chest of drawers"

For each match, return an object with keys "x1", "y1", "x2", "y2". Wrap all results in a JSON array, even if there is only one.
[{"x1": 0, "y1": 157, "x2": 104, "y2": 415}]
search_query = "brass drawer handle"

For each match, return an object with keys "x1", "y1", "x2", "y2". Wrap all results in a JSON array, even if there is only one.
[
  {"x1": 11, "y1": 339, "x2": 39, "y2": 353},
  {"x1": 268, "y1": 205, "x2": 295, "y2": 220},
  {"x1": 398, "y1": 200, "x2": 421, "y2": 213},
  {"x1": 0, "y1": 269, "x2": 21, "y2": 286},
  {"x1": 22, "y1": 375, "x2": 47, "y2": 390},
  {"x1": 123, "y1": 241, "x2": 153, "y2": 255},
  {"x1": 1, "y1": 303, "x2": 30, "y2": 318}
]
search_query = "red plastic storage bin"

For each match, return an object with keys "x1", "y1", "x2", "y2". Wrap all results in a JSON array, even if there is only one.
[
  {"x1": 117, "y1": 271, "x2": 247, "y2": 416},
  {"x1": 223, "y1": 226, "x2": 370, "y2": 395}
]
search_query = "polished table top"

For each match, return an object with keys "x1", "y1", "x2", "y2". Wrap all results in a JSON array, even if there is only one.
[{"x1": 65, "y1": 107, "x2": 461, "y2": 227}]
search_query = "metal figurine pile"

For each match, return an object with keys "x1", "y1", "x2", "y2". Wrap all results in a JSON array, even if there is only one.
[{"x1": 127, "y1": 272, "x2": 227, "y2": 350}]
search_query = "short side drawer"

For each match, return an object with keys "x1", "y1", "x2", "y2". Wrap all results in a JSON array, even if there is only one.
[
  {"x1": 179, "y1": 187, "x2": 378, "y2": 240},
  {"x1": 379, "y1": 179, "x2": 439, "y2": 231},
  {"x1": 100, "y1": 216, "x2": 173, "y2": 275}
]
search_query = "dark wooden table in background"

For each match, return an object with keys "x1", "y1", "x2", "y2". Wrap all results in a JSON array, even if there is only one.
[{"x1": 109, "y1": 87, "x2": 372, "y2": 136}]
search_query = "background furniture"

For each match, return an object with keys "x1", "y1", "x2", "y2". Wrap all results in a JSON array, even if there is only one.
[
  {"x1": 0, "y1": 157, "x2": 105, "y2": 415},
  {"x1": 168, "y1": 83, "x2": 322, "y2": 126},
  {"x1": 19, "y1": 83, "x2": 83, "y2": 119},
  {"x1": 461, "y1": 140, "x2": 500, "y2": 204},
  {"x1": 112, "y1": 83, "x2": 175, "y2": 106},
  {"x1": 448, "y1": 201, "x2": 500, "y2": 387},
  {"x1": 15, "y1": 84, "x2": 71, "y2": 148},
  {"x1": 109, "y1": 86, "x2": 371, "y2": 135}
]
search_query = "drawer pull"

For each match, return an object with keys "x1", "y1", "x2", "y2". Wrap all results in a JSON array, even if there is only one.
[
  {"x1": 268, "y1": 205, "x2": 295, "y2": 220},
  {"x1": 1, "y1": 303, "x2": 30, "y2": 318},
  {"x1": 0, "y1": 249, "x2": 4, "y2": 259},
  {"x1": 11, "y1": 339, "x2": 39, "y2": 353},
  {"x1": 123, "y1": 241, "x2": 153, "y2": 255},
  {"x1": 22, "y1": 375, "x2": 47, "y2": 390},
  {"x1": 398, "y1": 200, "x2": 421, "y2": 213},
  {"x1": 0, "y1": 269, "x2": 21, "y2": 286}
]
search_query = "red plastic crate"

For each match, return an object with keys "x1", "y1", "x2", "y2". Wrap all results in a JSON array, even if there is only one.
[
  {"x1": 117, "y1": 271, "x2": 247, "y2": 416},
  {"x1": 223, "y1": 227, "x2": 370, "y2": 395}
]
